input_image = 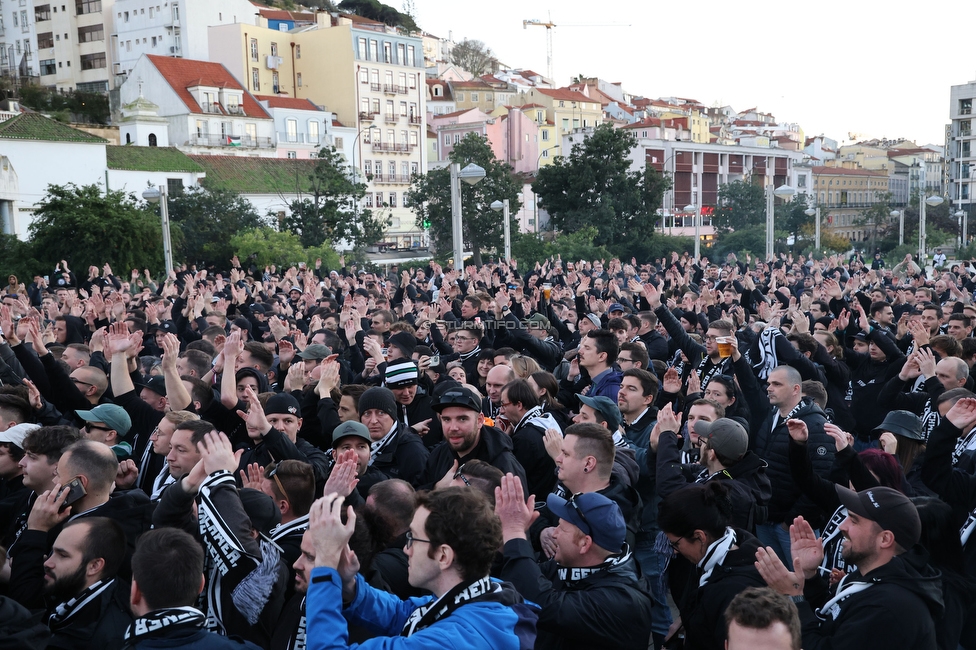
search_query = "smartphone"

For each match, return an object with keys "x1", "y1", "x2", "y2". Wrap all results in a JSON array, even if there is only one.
[
  {"x1": 381, "y1": 348, "x2": 389, "y2": 359},
  {"x1": 59, "y1": 477, "x2": 87, "y2": 512},
  {"x1": 429, "y1": 354, "x2": 440, "y2": 366}
]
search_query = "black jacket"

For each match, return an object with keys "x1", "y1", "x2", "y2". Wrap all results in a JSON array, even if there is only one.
[
  {"x1": 420, "y1": 424, "x2": 526, "y2": 491},
  {"x1": 797, "y1": 549, "x2": 944, "y2": 650},
  {"x1": 511, "y1": 412, "x2": 558, "y2": 498},
  {"x1": 500, "y1": 538, "x2": 654, "y2": 650},
  {"x1": 46, "y1": 578, "x2": 133, "y2": 650},
  {"x1": 370, "y1": 424, "x2": 429, "y2": 488},
  {"x1": 676, "y1": 529, "x2": 767, "y2": 650},
  {"x1": 495, "y1": 312, "x2": 564, "y2": 372}
]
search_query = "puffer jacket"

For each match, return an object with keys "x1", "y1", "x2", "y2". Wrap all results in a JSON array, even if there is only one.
[{"x1": 753, "y1": 397, "x2": 834, "y2": 526}]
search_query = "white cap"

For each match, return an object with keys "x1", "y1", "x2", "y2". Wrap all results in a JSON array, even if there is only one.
[{"x1": 0, "y1": 422, "x2": 41, "y2": 449}]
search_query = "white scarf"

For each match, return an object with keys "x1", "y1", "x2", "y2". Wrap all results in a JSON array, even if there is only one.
[
  {"x1": 753, "y1": 326, "x2": 782, "y2": 380},
  {"x1": 698, "y1": 526, "x2": 737, "y2": 587},
  {"x1": 369, "y1": 423, "x2": 399, "y2": 465},
  {"x1": 817, "y1": 573, "x2": 873, "y2": 620}
]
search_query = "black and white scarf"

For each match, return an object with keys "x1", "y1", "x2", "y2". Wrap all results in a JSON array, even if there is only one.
[
  {"x1": 695, "y1": 355, "x2": 730, "y2": 393},
  {"x1": 272, "y1": 514, "x2": 310, "y2": 544},
  {"x1": 961, "y1": 508, "x2": 976, "y2": 546},
  {"x1": 400, "y1": 575, "x2": 498, "y2": 637},
  {"x1": 752, "y1": 326, "x2": 782, "y2": 380},
  {"x1": 369, "y1": 424, "x2": 399, "y2": 465},
  {"x1": 557, "y1": 545, "x2": 632, "y2": 586},
  {"x1": 818, "y1": 506, "x2": 852, "y2": 578},
  {"x1": 124, "y1": 607, "x2": 207, "y2": 646},
  {"x1": 458, "y1": 346, "x2": 481, "y2": 362},
  {"x1": 48, "y1": 578, "x2": 114, "y2": 630},
  {"x1": 770, "y1": 399, "x2": 806, "y2": 434},
  {"x1": 698, "y1": 527, "x2": 736, "y2": 587},
  {"x1": 151, "y1": 465, "x2": 175, "y2": 502},
  {"x1": 952, "y1": 427, "x2": 976, "y2": 466},
  {"x1": 284, "y1": 598, "x2": 307, "y2": 650},
  {"x1": 817, "y1": 573, "x2": 873, "y2": 621}
]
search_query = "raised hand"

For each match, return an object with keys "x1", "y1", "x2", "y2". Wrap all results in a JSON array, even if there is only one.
[
  {"x1": 788, "y1": 516, "x2": 825, "y2": 580},
  {"x1": 323, "y1": 450, "x2": 360, "y2": 498},
  {"x1": 239, "y1": 462, "x2": 265, "y2": 490},
  {"x1": 786, "y1": 418, "x2": 809, "y2": 442},
  {"x1": 494, "y1": 473, "x2": 538, "y2": 540},
  {"x1": 657, "y1": 402, "x2": 679, "y2": 433},
  {"x1": 823, "y1": 423, "x2": 851, "y2": 452},
  {"x1": 945, "y1": 397, "x2": 976, "y2": 431}
]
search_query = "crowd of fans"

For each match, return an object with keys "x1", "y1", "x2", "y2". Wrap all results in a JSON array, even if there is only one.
[{"x1": 0, "y1": 249, "x2": 975, "y2": 649}]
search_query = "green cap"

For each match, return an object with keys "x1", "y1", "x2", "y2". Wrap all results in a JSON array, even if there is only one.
[{"x1": 332, "y1": 420, "x2": 371, "y2": 447}]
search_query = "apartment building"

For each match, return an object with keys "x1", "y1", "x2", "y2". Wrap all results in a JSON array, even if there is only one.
[
  {"x1": 512, "y1": 87, "x2": 602, "y2": 162},
  {"x1": 948, "y1": 79, "x2": 976, "y2": 230},
  {"x1": 1, "y1": 0, "x2": 38, "y2": 78},
  {"x1": 256, "y1": 94, "x2": 331, "y2": 159},
  {"x1": 35, "y1": 0, "x2": 116, "y2": 92},
  {"x1": 811, "y1": 166, "x2": 889, "y2": 241}
]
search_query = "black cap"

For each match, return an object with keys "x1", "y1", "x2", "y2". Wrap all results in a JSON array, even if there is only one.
[
  {"x1": 136, "y1": 375, "x2": 167, "y2": 397},
  {"x1": 835, "y1": 485, "x2": 921, "y2": 550},
  {"x1": 431, "y1": 387, "x2": 483, "y2": 413},
  {"x1": 873, "y1": 410, "x2": 923, "y2": 441},
  {"x1": 239, "y1": 488, "x2": 281, "y2": 536},
  {"x1": 265, "y1": 392, "x2": 301, "y2": 416}
]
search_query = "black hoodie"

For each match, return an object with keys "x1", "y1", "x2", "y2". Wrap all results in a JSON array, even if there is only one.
[{"x1": 798, "y1": 548, "x2": 944, "y2": 650}]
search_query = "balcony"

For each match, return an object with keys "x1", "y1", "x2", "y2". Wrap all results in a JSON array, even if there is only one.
[
  {"x1": 371, "y1": 173, "x2": 410, "y2": 184},
  {"x1": 188, "y1": 134, "x2": 273, "y2": 148},
  {"x1": 370, "y1": 82, "x2": 381, "y2": 92},
  {"x1": 409, "y1": 115, "x2": 422, "y2": 125},
  {"x1": 358, "y1": 111, "x2": 378, "y2": 122},
  {"x1": 372, "y1": 142, "x2": 397, "y2": 152},
  {"x1": 383, "y1": 113, "x2": 398, "y2": 123},
  {"x1": 383, "y1": 84, "x2": 407, "y2": 94},
  {"x1": 277, "y1": 132, "x2": 321, "y2": 145}
]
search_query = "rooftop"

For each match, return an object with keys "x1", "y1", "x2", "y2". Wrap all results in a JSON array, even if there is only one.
[
  {"x1": 107, "y1": 145, "x2": 204, "y2": 172},
  {"x1": 811, "y1": 166, "x2": 887, "y2": 177},
  {"x1": 533, "y1": 87, "x2": 593, "y2": 104},
  {"x1": 190, "y1": 155, "x2": 319, "y2": 194},
  {"x1": 146, "y1": 55, "x2": 270, "y2": 119},
  {"x1": 255, "y1": 95, "x2": 323, "y2": 111},
  {"x1": 0, "y1": 112, "x2": 107, "y2": 143}
]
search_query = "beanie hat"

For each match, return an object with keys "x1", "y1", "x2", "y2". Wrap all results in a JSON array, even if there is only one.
[
  {"x1": 358, "y1": 386, "x2": 398, "y2": 421},
  {"x1": 388, "y1": 331, "x2": 417, "y2": 358}
]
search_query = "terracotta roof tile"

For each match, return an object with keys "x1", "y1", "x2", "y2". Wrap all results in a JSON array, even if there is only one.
[
  {"x1": 147, "y1": 55, "x2": 271, "y2": 119},
  {"x1": 534, "y1": 87, "x2": 592, "y2": 103},
  {"x1": 255, "y1": 95, "x2": 323, "y2": 111}
]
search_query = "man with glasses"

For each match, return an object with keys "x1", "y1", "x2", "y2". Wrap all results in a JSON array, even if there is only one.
[
  {"x1": 497, "y1": 477, "x2": 654, "y2": 649},
  {"x1": 306, "y1": 487, "x2": 537, "y2": 648},
  {"x1": 421, "y1": 387, "x2": 526, "y2": 492},
  {"x1": 616, "y1": 342, "x2": 649, "y2": 371},
  {"x1": 448, "y1": 324, "x2": 484, "y2": 383},
  {"x1": 76, "y1": 403, "x2": 133, "y2": 460}
]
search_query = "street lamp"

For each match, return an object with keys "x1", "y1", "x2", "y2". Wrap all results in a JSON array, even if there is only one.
[
  {"x1": 890, "y1": 210, "x2": 904, "y2": 246},
  {"x1": 684, "y1": 203, "x2": 700, "y2": 260},
  {"x1": 805, "y1": 204, "x2": 821, "y2": 251},
  {"x1": 919, "y1": 194, "x2": 944, "y2": 262},
  {"x1": 142, "y1": 185, "x2": 173, "y2": 278},
  {"x1": 491, "y1": 199, "x2": 511, "y2": 262},
  {"x1": 450, "y1": 162, "x2": 486, "y2": 272},
  {"x1": 766, "y1": 184, "x2": 795, "y2": 260},
  {"x1": 955, "y1": 210, "x2": 966, "y2": 249}
]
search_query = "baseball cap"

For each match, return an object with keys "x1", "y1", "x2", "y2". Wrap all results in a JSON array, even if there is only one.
[
  {"x1": 873, "y1": 410, "x2": 923, "y2": 441},
  {"x1": 332, "y1": 420, "x2": 371, "y2": 446},
  {"x1": 583, "y1": 313, "x2": 602, "y2": 328},
  {"x1": 76, "y1": 404, "x2": 132, "y2": 437},
  {"x1": 694, "y1": 418, "x2": 748, "y2": 462},
  {"x1": 546, "y1": 492, "x2": 625, "y2": 552},
  {"x1": 136, "y1": 375, "x2": 167, "y2": 397},
  {"x1": 431, "y1": 387, "x2": 483, "y2": 413},
  {"x1": 297, "y1": 344, "x2": 332, "y2": 360},
  {"x1": 265, "y1": 392, "x2": 301, "y2": 416},
  {"x1": 576, "y1": 394, "x2": 621, "y2": 431},
  {"x1": 0, "y1": 422, "x2": 41, "y2": 449},
  {"x1": 608, "y1": 303, "x2": 626, "y2": 314},
  {"x1": 835, "y1": 485, "x2": 921, "y2": 550},
  {"x1": 385, "y1": 360, "x2": 419, "y2": 387},
  {"x1": 523, "y1": 313, "x2": 551, "y2": 330}
]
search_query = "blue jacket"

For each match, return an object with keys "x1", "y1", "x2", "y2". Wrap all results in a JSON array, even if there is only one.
[
  {"x1": 589, "y1": 368, "x2": 623, "y2": 402},
  {"x1": 307, "y1": 568, "x2": 537, "y2": 650}
]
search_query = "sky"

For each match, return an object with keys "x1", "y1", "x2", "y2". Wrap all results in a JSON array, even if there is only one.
[{"x1": 413, "y1": 0, "x2": 976, "y2": 148}]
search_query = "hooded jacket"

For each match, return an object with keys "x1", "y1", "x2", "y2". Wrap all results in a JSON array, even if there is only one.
[
  {"x1": 753, "y1": 397, "x2": 834, "y2": 525},
  {"x1": 46, "y1": 578, "x2": 133, "y2": 650},
  {"x1": 797, "y1": 548, "x2": 944, "y2": 650},
  {"x1": 500, "y1": 539, "x2": 654, "y2": 650},
  {"x1": 420, "y1": 424, "x2": 527, "y2": 492},
  {"x1": 370, "y1": 423, "x2": 429, "y2": 488}
]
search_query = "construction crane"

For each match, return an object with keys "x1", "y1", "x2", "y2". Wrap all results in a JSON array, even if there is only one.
[{"x1": 522, "y1": 17, "x2": 630, "y2": 84}]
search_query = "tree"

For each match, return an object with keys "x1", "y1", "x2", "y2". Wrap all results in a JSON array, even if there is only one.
[
  {"x1": 532, "y1": 123, "x2": 670, "y2": 259},
  {"x1": 29, "y1": 184, "x2": 168, "y2": 273},
  {"x1": 777, "y1": 194, "x2": 813, "y2": 252},
  {"x1": 167, "y1": 187, "x2": 264, "y2": 269},
  {"x1": 450, "y1": 39, "x2": 499, "y2": 77},
  {"x1": 338, "y1": 0, "x2": 418, "y2": 32},
  {"x1": 282, "y1": 146, "x2": 389, "y2": 250},
  {"x1": 406, "y1": 133, "x2": 521, "y2": 267},
  {"x1": 0, "y1": 234, "x2": 41, "y2": 280},
  {"x1": 853, "y1": 191, "x2": 893, "y2": 251},
  {"x1": 231, "y1": 227, "x2": 306, "y2": 269},
  {"x1": 713, "y1": 179, "x2": 766, "y2": 232}
]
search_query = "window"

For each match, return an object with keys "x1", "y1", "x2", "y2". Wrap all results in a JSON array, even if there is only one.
[
  {"x1": 409, "y1": 74, "x2": 417, "y2": 89},
  {"x1": 125, "y1": 40, "x2": 131, "y2": 52},
  {"x1": 308, "y1": 120, "x2": 318, "y2": 143},
  {"x1": 359, "y1": 68, "x2": 368, "y2": 84},
  {"x1": 385, "y1": 70, "x2": 393, "y2": 86},
  {"x1": 270, "y1": 42, "x2": 278, "y2": 57},
  {"x1": 272, "y1": 71, "x2": 279, "y2": 93},
  {"x1": 389, "y1": 161, "x2": 396, "y2": 178},
  {"x1": 397, "y1": 43, "x2": 405, "y2": 65},
  {"x1": 360, "y1": 97, "x2": 370, "y2": 114},
  {"x1": 433, "y1": 85, "x2": 441, "y2": 97},
  {"x1": 297, "y1": 73, "x2": 302, "y2": 87},
  {"x1": 411, "y1": 162, "x2": 418, "y2": 175},
  {"x1": 245, "y1": 123, "x2": 257, "y2": 142},
  {"x1": 149, "y1": 6, "x2": 154, "y2": 18},
  {"x1": 36, "y1": 4, "x2": 51, "y2": 20},
  {"x1": 542, "y1": 149, "x2": 549, "y2": 158},
  {"x1": 471, "y1": 93, "x2": 479, "y2": 102},
  {"x1": 172, "y1": 3, "x2": 179, "y2": 21},
  {"x1": 400, "y1": 129, "x2": 407, "y2": 145},
  {"x1": 250, "y1": 38, "x2": 258, "y2": 61},
  {"x1": 358, "y1": 37, "x2": 367, "y2": 59},
  {"x1": 335, "y1": 137, "x2": 343, "y2": 149},
  {"x1": 124, "y1": 10, "x2": 129, "y2": 21},
  {"x1": 38, "y1": 32, "x2": 54, "y2": 48},
  {"x1": 364, "y1": 161, "x2": 372, "y2": 176},
  {"x1": 364, "y1": 193, "x2": 373, "y2": 207},
  {"x1": 195, "y1": 120, "x2": 207, "y2": 136},
  {"x1": 409, "y1": 130, "x2": 418, "y2": 146},
  {"x1": 399, "y1": 101, "x2": 407, "y2": 116},
  {"x1": 387, "y1": 129, "x2": 395, "y2": 144},
  {"x1": 78, "y1": 24, "x2": 103, "y2": 42},
  {"x1": 12, "y1": 12, "x2": 17, "y2": 26},
  {"x1": 541, "y1": 130, "x2": 549, "y2": 141},
  {"x1": 453, "y1": 133, "x2": 460, "y2": 145},
  {"x1": 398, "y1": 72, "x2": 406, "y2": 88},
  {"x1": 80, "y1": 53, "x2": 106, "y2": 70},
  {"x1": 401, "y1": 162, "x2": 409, "y2": 178},
  {"x1": 383, "y1": 42, "x2": 391, "y2": 63},
  {"x1": 389, "y1": 192, "x2": 397, "y2": 207},
  {"x1": 295, "y1": 45, "x2": 301, "y2": 59},
  {"x1": 371, "y1": 98, "x2": 380, "y2": 113},
  {"x1": 407, "y1": 45, "x2": 415, "y2": 66},
  {"x1": 167, "y1": 179, "x2": 184, "y2": 196},
  {"x1": 252, "y1": 68, "x2": 260, "y2": 91},
  {"x1": 287, "y1": 151, "x2": 297, "y2": 159},
  {"x1": 148, "y1": 133, "x2": 157, "y2": 147},
  {"x1": 152, "y1": 36, "x2": 157, "y2": 47},
  {"x1": 376, "y1": 192, "x2": 384, "y2": 206},
  {"x1": 444, "y1": 134, "x2": 450, "y2": 146},
  {"x1": 456, "y1": 92, "x2": 464, "y2": 101},
  {"x1": 40, "y1": 58, "x2": 56, "y2": 75},
  {"x1": 369, "y1": 40, "x2": 378, "y2": 62},
  {"x1": 286, "y1": 119, "x2": 297, "y2": 142}
]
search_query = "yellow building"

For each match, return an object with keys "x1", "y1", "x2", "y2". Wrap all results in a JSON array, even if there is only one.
[
  {"x1": 512, "y1": 87, "x2": 602, "y2": 161},
  {"x1": 812, "y1": 166, "x2": 890, "y2": 241},
  {"x1": 208, "y1": 13, "x2": 427, "y2": 248}
]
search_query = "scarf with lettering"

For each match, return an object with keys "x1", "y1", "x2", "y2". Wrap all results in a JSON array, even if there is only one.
[
  {"x1": 48, "y1": 578, "x2": 114, "y2": 630},
  {"x1": 284, "y1": 598, "x2": 307, "y2": 650},
  {"x1": 818, "y1": 506, "x2": 854, "y2": 578},
  {"x1": 695, "y1": 355, "x2": 731, "y2": 393},
  {"x1": 557, "y1": 545, "x2": 632, "y2": 587},
  {"x1": 816, "y1": 573, "x2": 873, "y2": 621},
  {"x1": 400, "y1": 576, "x2": 499, "y2": 637},
  {"x1": 952, "y1": 427, "x2": 976, "y2": 466},
  {"x1": 752, "y1": 326, "x2": 782, "y2": 380},
  {"x1": 698, "y1": 526, "x2": 736, "y2": 587},
  {"x1": 123, "y1": 607, "x2": 207, "y2": 647}
]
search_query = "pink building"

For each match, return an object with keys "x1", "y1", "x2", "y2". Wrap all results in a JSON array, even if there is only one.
[{"x1": 430, "y1": 106, "x2": 539, "y2": 174}]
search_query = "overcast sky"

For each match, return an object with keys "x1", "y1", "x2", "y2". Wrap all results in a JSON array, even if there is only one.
[{"x1": 414, "y1": 0, "x2": 976, "y2": 148}]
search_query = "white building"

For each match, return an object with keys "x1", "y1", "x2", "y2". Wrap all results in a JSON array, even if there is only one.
[
  {"x1": 111, "y1": 0, "x2": 258, "y2": 78},
  {"x1": 949, "y1": 78, "x2": 976, "y2": 234},
  {"x1": 35, "y1": 0, "x2": 117, "y2": 92},
  {"x1": 1, "y1": 1, "x2": 38, "y2": 78},
  {"x1": 256, "y1": 95, "x2": 331, "y2": 159},
  {"x1": 120, "y1": 53, "x2": 275, "y2": 156},
  {"x1": 0, "y1": 112, "x2": 107, "y2": 236}
]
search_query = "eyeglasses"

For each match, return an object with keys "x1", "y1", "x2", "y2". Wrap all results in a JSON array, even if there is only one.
[
  {"x1": 617, "y1": 357, "x2": 633, "y2": 363},
  {"x1": 83, "y1": 422, "x2": 113, "y2": 433},
  {"x1": 567, "y1": 493, "x2": 592, "y2": 536},
  {"x1": 667, "y1": 536, "x2": 682, "y2": 552},
  {"x1": 453, "y1": 463, "x2": 471, "y2": 486},
  {"x1": 405, "y1": 531, "x2": 432, "y2": 549},
  {"x1": 266, "y1": 462, "x2": 293, "y2": 505},
  {"x1": 70, "y1": 378, "x2": 94, "y2": 388},
  {"x1": 499, "y1": 401, "x2": 514, "y2": 408}
]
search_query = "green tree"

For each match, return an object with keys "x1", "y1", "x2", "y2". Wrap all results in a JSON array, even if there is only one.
[
  {"x1": 231, "y1": 227, "x2": 307, "y2": 268},
  {"x1": 337, "y1": 0, "x2": 418, "y2": 31},
  {"x1": 406, "y1": 133, "x2": 521, "y2": 266},
  {"x1": 778, "y1": 194, "x2": 813, "y2": 252},
  {"x1": 450, "y1": 39, "x2": 499, "y2": 76},
  {"x1": 852, "y1": 191, "x2": 893, "y2": 251},
  {"x1": 282, "y1": 146, "x2": 389, "y2": 250},
  {"x1": 532, "y1": 123, "x2": 670, "y2": 258},
  {"x1": 713, "y1": 179, "x2": 766, "y2": 232},
  {"x1": 29, "y1": 184, "x2": 168, "y2": 273},
  {"x1": 167, "y1": 187, "x2": 264, "y2": 269},
  {"x1": 0, "y1": 234, "x2": 41, "y2": 280}
]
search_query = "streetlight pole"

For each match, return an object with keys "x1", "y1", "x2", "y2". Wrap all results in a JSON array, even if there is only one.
[
  {"x1": 765, "y1": 184, "x2": 796, "y2": 261},
  {"x1": 890, "y1": 210, "x2": 903, "y2": 246},
  {"x1": 955, "y1": 210, "x2": 966, "y2": 249},
  {"x1": 449, "y1": 162, "x2": 486, "y2": 272},
  {"x1": 491, "y1": 199, "x2": 511, "y2": 262},
  {"x1": 805, "y1": 203, "x2": 821, "y2": 251},
  {"x1": 684, "y1": 202, "x2": 700, "y2": 260},
  {"x1": 142, "y1": 185, "x2": 173, "y2": 278},
  {"x1": 920, "y1": 194, "x2": 944, "y2": 264}
]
